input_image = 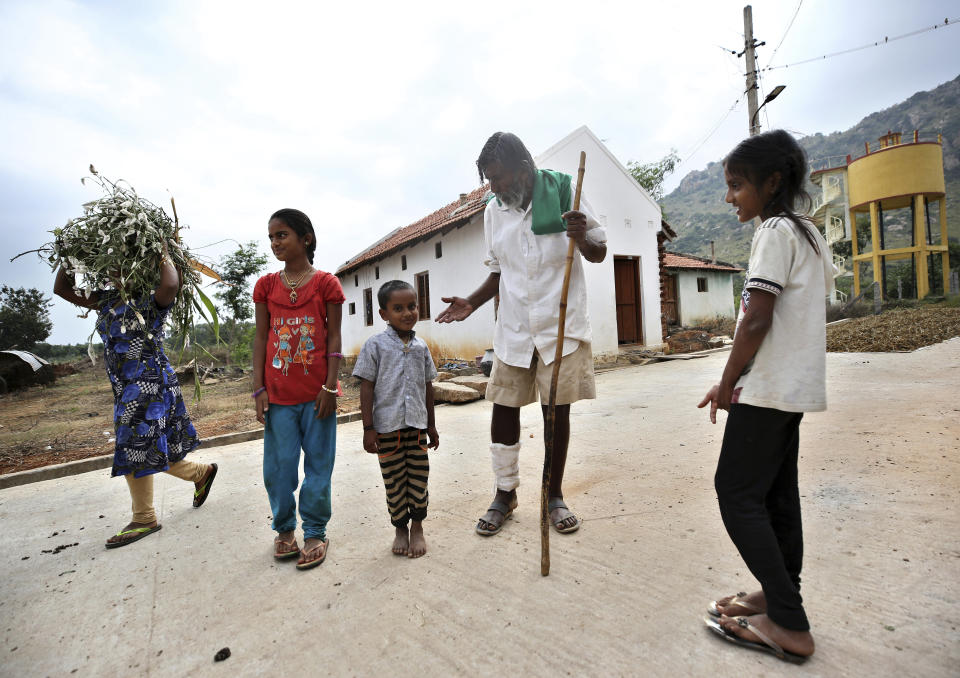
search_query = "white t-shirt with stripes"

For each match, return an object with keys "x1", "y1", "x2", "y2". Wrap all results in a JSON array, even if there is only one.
[{"x1": 734, "y1": 216, "x2": 835, "y2": 413}]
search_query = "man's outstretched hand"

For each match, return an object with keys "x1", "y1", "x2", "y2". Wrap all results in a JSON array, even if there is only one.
[{"x1": 436, "y1": 296, "x2": 474, "y2": 323}]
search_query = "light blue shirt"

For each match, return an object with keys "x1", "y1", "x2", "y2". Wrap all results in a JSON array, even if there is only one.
[{"x1": 352, "y1": 326, "x2": 438, "y2": 433}]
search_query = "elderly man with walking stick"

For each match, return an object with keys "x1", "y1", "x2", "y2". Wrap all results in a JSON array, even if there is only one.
[{"x1": 437, "y1": 131, "x2": 606, "y2": 541}]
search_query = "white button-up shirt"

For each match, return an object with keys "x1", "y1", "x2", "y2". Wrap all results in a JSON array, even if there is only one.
[{"x1": 483, "y1": 192, "x2": 606, "y2": 367}]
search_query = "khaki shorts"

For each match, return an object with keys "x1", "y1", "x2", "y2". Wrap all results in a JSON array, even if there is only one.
[{"x1": 485, "y1": 342, "x2": 596, "y2": 407}]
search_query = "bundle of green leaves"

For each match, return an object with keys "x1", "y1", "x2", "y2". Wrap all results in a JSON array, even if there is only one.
[{"x1": 35, "y1": 166, "x2": 219, "y2": 360}]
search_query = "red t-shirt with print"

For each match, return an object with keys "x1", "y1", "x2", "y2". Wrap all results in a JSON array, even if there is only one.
[{"x1": 253, "y1": 271, "x2": 345, "y2": 405}]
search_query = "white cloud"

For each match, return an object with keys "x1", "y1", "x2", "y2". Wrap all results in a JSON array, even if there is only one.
[{"x1": 1, "y1": 0, "x2": 958, "y2": 343}]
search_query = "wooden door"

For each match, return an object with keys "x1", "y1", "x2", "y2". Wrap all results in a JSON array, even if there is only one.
[
  {"x1": 614, "y1": 257, "x2": 643, "y2": 344},
  {"x1": 662, "y1": 274, "x2": 678, "y2": 325}
]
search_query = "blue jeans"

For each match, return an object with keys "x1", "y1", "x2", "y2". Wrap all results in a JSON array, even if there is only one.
[{"x1": 263, "y1": 402, "x2": 336, "y2": 541}]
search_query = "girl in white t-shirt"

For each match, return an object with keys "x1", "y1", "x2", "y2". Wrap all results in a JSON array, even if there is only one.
[{"x1": 699, "y1": 130, "x2": 833, "y2": 663}]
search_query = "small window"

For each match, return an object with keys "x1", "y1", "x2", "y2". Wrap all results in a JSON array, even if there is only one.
[
  {"x1": 348, "y1": 302, "x2": 356, "y2": 315},
  {"x1": 415, "y1": 272, "x2": 431, "y2": 320},
  {"x1": 354, "y1": 275, "x2": 358, "y2": 287},
  {"x1": 435, "y1": 242, "x2": 442, "y2": 259},
  {"x1": 363, "y1": 288, "x2": 373, "y2": 326},
  {"x1": 697, "y1": 277, "x2": 708, "y2": 293},
  {"x1": 401, "y1": 255, "x2": 407, "y2": 271},
  {"x1": 375, "y1": 266, "x2": 380, "y2": 280}
]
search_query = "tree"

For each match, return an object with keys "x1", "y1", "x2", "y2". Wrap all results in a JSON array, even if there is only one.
[
  {"x1": 215, "y1": 241, "x2": 268, "y2": 324},
  {"x1": 627, "y1": 149, "x2": 680, "y2": 202},
  {"x1": 0, "y1": 286, "x2": 53, "y2": 351}
]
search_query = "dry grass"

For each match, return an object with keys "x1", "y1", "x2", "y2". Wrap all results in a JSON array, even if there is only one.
[
  {"x1": 0, "y1": 360, "x2": 360, "y2": 475},
  {"x1": 827, "y1": 308, "x2": 960, "y2": 352}
]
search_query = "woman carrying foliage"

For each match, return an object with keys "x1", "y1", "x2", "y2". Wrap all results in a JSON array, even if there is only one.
[{"x1": 54, "y1": 239, "x2": 218, "y2": 549}]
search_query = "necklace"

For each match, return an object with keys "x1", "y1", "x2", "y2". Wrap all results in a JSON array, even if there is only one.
[{"x1": 281, "y1": 267, "x2": 313, "y2": 303}]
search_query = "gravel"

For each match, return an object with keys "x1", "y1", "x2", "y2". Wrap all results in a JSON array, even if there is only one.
[{"x1": 826, "y1": 307, "x2": 960, "y2": 352}]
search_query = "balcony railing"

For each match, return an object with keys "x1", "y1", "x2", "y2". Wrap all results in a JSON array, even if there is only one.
[{"x1": 826, "y1": 215, "x2": 846, "y2": 244}]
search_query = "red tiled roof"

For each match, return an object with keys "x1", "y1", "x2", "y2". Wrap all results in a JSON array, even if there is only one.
[
  {"x1": 336, "y1": 185, "x2": 490, "y2": 275},
  {"x1": 663, "y1": 251, "x2": 742, "y2": 272}
]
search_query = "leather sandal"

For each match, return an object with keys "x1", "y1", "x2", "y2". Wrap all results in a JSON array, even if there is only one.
[
  {"x1": 708, "y1": 591, "x2": 763, "y2": 617},
  {"x1": 548, "y1": 497, "x2": 581, "y2": 534},
  {"x1": 476, "y1": 498, "x2": 517, "y2": 536},
  {"x1": 296, "y1": 539, "x2": 329, "y2": 570},
  {"x1": 703, "y1": 615, "x2": 809, "y2": 664},
  {"x1": 274, "y1": 535, "x2": 300, "y2": 560}
]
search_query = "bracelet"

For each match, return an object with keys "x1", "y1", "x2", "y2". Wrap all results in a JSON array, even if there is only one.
[
  {"x1": 320, "y1": 384, "x2": 339, "y2": 395},
  {"x1": 252, "y1": 386, "x2": 266, "y2": 399},
  {"x1": 326, "y1": 352, "x2": 343, "y2": 358},
  {"x1": 364, "y1": 425, "x2": 375, "y2": 431}
]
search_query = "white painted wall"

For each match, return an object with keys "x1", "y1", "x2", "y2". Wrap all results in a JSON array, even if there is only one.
[
  {"x1": 338, "y1": 126, "x2": 665, "y2": 360},
  {"x1": 338, "y1": 216, "x2": 495, "y2": 363},
  {"x1": 675, "y1": 270, "x2": 736, "y2": 326},
  {"x1": 537, "y1": 126, "x2": 663, "y2": 351}
]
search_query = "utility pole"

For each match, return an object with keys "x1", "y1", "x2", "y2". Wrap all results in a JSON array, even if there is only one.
[{"x1": 742, "y1": 5, "x2": 761, "y2": 136}]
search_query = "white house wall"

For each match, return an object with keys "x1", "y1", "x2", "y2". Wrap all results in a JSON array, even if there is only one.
[
  {"x1": 339, "y1": 126, "x2": 665, "y2": 361},
  {"x1": 338, "y1": 215, "x2": 496, "y2": 363},
  {"x1": 676, "y1": 270, "x2": 736, "y2": 326},
  {"x1": 536, "y1": 127, "x2": 663, "y2": 351}
]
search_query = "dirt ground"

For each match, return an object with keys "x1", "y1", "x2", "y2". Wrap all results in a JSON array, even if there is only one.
[
  {"x1": 0, "y1": 360, "x2": 360, "y2": 475},
  {"x1": 1, "y1": 340, "x2": 957, "y2": 676},
  {"x1": 4, "y1": 304, "x2": 957, "y2": 475}
]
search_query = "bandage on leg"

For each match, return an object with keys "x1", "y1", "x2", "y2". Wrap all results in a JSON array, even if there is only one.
[{"x1": 490, "y1": 442, "x2": 521, "y2": 491}]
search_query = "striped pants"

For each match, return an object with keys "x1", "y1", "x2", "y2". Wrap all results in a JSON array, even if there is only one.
[{"x1": 377, "y1": 427, "x2": 429, "y2": 527}]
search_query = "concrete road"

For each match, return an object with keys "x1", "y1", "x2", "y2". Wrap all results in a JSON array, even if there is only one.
[{"x1": 2, "y1": 340, "x2": 958, "y2": 677}]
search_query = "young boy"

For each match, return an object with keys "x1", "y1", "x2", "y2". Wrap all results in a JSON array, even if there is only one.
[{"x1": 353, "y1": 280, "x2": 439, "y2": 558}]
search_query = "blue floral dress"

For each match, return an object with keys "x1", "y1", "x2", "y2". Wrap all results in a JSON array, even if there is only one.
[{"x1": 95, "y1": 292, "x2": 200, "y2": 478}]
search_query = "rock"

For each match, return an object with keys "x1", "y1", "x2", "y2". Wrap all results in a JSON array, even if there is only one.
[
  {"x1": 432, "y1": 382, "x2": 482, "y2": 404},
  {"x1": 435, "y1": 371, "x2": 455, "y2": 382},
  {"x1": 666, "y1": 330, "x2": 713, "y2": 354},
  {"x1": 450, "y1": 375, "x2": 488, "y2": 396}
]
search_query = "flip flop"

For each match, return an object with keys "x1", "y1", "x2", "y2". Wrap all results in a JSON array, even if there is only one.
[
  {"x1": 296, "y1": 539, "x2": 329, "y2": 570},
  {"x1": 105, "y1": 524, "x2": 162, "y2": 549},
  {"x1": 548, "y1": 497, "x2": 581, "y2": 534},
  {"x1": 708, "y1": 591, "x2": 763, "y2": 617},
  {"x1": 703, "y1": 615, "x2": 809, "y2": 664},
  {"x1": 476, "y1": 499, "x2": 516, "y2": 536},
  {"x1": 274, "y1": 535, "x2": 300, "y2": 560},
  {"x1": 193, "y1": 463, "x2": 218, "y2": 508}
]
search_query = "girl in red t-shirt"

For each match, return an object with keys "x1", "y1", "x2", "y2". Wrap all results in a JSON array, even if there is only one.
[{"x1": 253, "y1": 208, "x2": 345, "y2": 570}]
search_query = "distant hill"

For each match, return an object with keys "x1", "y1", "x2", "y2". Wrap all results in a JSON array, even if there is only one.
[{"x1": 662, "y1": 74, "x2": 960, "y2": 267}]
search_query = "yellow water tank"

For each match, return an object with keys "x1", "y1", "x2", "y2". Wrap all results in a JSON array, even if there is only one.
[{"x1": 848, "y1": 142, "x2": 945, "y2": 210}]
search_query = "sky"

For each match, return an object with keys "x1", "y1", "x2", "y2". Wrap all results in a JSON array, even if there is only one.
[{"x1": 2, "y1": 0, "x2": 958, "y2": 344}]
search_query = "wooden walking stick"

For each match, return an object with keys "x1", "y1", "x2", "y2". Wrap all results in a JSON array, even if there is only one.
[{"x1": 541, "y1": 151, "x2": 586, "y2": 576}]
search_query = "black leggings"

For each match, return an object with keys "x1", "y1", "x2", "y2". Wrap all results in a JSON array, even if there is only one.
[{"x1": 715, "y1": 403, "x2": 809, "y2": 631}]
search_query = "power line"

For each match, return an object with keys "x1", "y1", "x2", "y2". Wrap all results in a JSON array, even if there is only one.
[
  {"x1": 762, "y1": 16, "x2": 957, "y2": 72},
  {"x1": 766, "y1": 0, "x2": 804, "y2": 68},
  {"x1": 680, "y1": 92, "x2": 746, "y2": 167}
]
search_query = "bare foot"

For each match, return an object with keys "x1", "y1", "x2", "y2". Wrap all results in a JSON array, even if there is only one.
[
  {"x1": 392, "y1": 526, "x2": 409, "y2": 555},
  {"x1": 408, "y1": 521, "x2": 427, "y2": 558},
  {"x1": 720, "y1": 613, "x2": 815, "y2": 657},
  {"x1": 714, "y1": 590, "x2": 766, "y2": 616},
  {"x1": 106, "y1": 521, "x2": 158, "y2": 546}
]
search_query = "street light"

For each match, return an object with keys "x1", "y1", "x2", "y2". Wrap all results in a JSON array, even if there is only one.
[{"x1": 751, "y1": 85, "x2": 786, "y2": 134}]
